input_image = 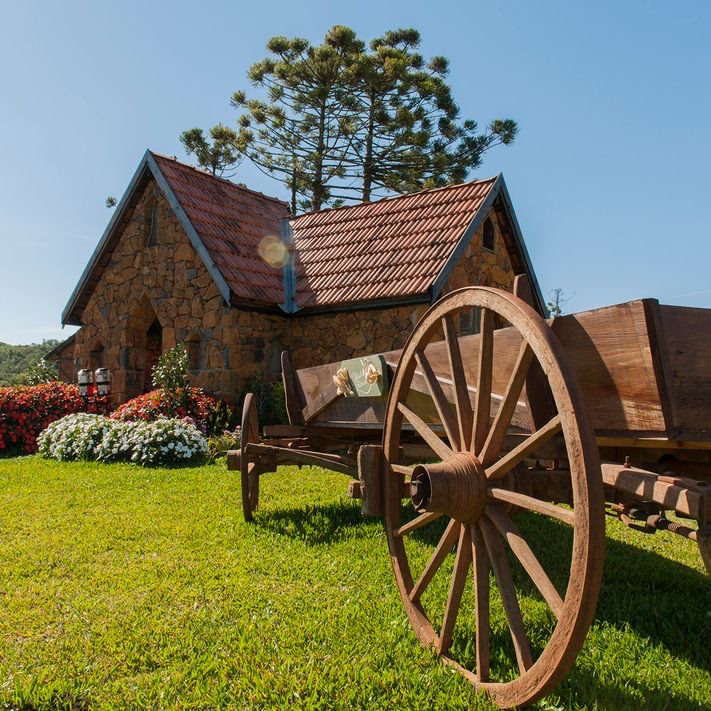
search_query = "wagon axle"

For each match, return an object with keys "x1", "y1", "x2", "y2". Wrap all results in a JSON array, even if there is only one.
[{"x1": 410, "y1": 453, "x2": 487, "y2": 522}]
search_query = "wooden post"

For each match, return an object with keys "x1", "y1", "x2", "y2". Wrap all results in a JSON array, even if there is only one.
[{"x1": 358, "y1": 445, "x2": 385, "y2": 517}]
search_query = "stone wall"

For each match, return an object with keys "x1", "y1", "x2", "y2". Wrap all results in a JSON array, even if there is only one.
[{"x1": 440, "y1": 216, "x2": 515, "y2": 294}]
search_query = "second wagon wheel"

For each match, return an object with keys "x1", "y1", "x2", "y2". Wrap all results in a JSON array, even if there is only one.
[
  {"x1": 240, "y1": 392, "x2": 261, "y2": 522},
  {"x1": 382, "y1": 286, "x2": 605, "y2": 709}
]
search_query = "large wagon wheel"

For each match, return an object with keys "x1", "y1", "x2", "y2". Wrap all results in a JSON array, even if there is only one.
[
  {"x1": 240, "y1": 392, "x2": 261, "y2": 522},
  {"x1": 382, "y1": 287, "x2": 605, "y2": 708}
]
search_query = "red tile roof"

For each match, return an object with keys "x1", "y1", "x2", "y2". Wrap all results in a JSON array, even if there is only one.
[
  {"x1": 64, "y1": 151, "x2": 543, "y2": 326},
  {"x1": 291, "y1": 178, "x2": 498, "y2": 309},
  {"x1": 152, "y1": 154, "x2": 289, "y2": 306}
]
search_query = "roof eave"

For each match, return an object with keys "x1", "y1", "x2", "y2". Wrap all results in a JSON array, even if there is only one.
[
  {"x1": 293, "y1": 292, "x2": 432, "y2": 316},
  {"x1": 62, "y1": 150, "x2": 234, "y2": 327},
  {"x1": 229, "y1": 296, "x2": 289, "y2": 315},
  {"x1": 44, "y1": 331, "x2": 77, "y2": 360},
  {"x1": 495, "y1": 177, "x2": 547, "y2": 315},
  {"x1": 430, "y1": 174, "x2": 546, "y2": 315},
  {"x1": 62, "y1": 150, "x2": 154, "y2": 325},
  {"x1": 146, "y1": 153, "x2": 232, "y2": 308}
]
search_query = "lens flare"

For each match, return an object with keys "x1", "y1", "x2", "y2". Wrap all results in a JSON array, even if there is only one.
[{"x1": 257, "y1": 235, "x2": 288, "y2": 268}]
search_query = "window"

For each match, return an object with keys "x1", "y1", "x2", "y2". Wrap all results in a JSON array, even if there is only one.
[
  {"x1": 146, "y1": 204, "x2": 158, "y2": 246},
  {"x1": 482, "y1": 217, "x2": 495, "y2": 251}
]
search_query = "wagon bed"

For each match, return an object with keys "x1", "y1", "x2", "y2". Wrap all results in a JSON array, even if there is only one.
[{"x1": 289, "y1": 297, "x2": 711, "y2": 445}]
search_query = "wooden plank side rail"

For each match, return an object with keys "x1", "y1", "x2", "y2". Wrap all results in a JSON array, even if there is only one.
[
  {"x1": 655, "y1": 304, "x2": 711, "y2": 435},
  {"x1": 289, "y1": 299, "x2": 711, "y2": 444},
  {"x1": 550, "y1": 300, "x2": 668, "y2": 435}
]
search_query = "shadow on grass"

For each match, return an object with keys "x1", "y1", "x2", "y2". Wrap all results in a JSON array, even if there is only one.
[
  {"x1": 596, "y1": 527, "x2": 711, "y2": 670},
  {"x1": 0, "y1": 449, "x2": 28, "y2": 459},
  {"x1": 253, "y1": 498, "x2": 709, "y2": 703},
  {"x1": 558, "y1": 663, "x2": 708, "y2": 711},
  {"x1": 254, "y1": 500, "x2": 381, "y2": 545},
  {"x1": 514, "y1": 511, "x2": 711, "y2": 674},
  {"x1": 381, "y1": 505, "x2": 709, "y2": 707}
]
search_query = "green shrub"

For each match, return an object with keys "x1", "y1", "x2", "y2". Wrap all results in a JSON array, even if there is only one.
[
  {"x1": 151, "y1": 343, "x2": 190, "y2": 394},
  {"x1": 207, "y1": 430, "x2": 241, "y2": 463},
  {"x1": 115, "y1": 344, "x2": 234, "y2": 436},
  {"x1": 17, "y1": 357, "x2": 58, "y2": 385},
  {"x1": 37, "y1": 413, "x2": 208, "y2": 466}
]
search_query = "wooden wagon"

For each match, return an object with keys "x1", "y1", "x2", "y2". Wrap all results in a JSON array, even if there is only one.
[{"x1": 227, "y1": 280, "x2": 711, "y2": 708}]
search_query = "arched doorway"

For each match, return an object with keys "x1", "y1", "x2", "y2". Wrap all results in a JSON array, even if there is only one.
[
  {"x1": 144, "y1": 318, "x2": 162, "y2": 392},
  {"x1": 121, "y1": 296, "x2": 164, "y2": 400}
]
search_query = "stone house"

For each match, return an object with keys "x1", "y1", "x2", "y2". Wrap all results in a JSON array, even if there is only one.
[{"x1": 54, "y1": 150, "x2": 544, "y2": 406}]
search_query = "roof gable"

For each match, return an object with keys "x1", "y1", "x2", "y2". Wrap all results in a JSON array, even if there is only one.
[
  {"x1": 62, "y1": 151, "x2": 289, "y2": 325},
  {"x1": 151, "y1": 154, "x2": 289, "y2": 307},
  {"x1": 290, "y1": 176, "x2": 544, "y2": 313}
]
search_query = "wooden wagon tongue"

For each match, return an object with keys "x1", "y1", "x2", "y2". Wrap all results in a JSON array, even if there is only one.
[{"x1": 410, "y1": 452, "x2": 488, "y2": 523}]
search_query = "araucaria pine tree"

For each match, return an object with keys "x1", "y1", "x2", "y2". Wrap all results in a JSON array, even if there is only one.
[{"x1": 181, "y1": 26, "x2": 517, "y2": 213}]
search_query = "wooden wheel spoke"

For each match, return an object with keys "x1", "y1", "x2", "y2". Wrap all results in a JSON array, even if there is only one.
[
  {"x1": 485, "y1": 414, "x2": 562, "y2": 480},
  {"x1": 479, "y1": 516, "x2": 533, "y2": 674},
  {"x1": 442, "y1": 314, "x2": 474, "y2": 451},
  {"x1": 240, "y1": 393, "x2": 260, "y2": 522},
  {"x1": 397, "y1": 401, "x2": 453, "y2": 461},
  {"x1": 471, "y1": 523, "x2": 490, "y2": 682},
  {"x1": 487, "y1": 488, "x2": 575, "y2": 526},
  {"x1": 480, "y1": 341, "x2": 534, "y2": 465},
  {"x1": 410, "y1": 519, "x2": 460, "y2": 602},
  {"x1": 486, "y1": 505, "x2": 564, "y2": 619},
  {"x1": 438, "y1": 524, "x2": 472, "y2": 654},
  {"x1": 415, "y1": 349, "x2": 460, "y2": 450},
  {"x1": 395, "y1": 511, "x2": 442, "y2": 537},
  {"x1": 472, "y1": 307, "x2": 494, "y2": 454}
]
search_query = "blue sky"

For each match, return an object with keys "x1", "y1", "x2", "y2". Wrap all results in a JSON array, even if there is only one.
[{"x1": 1, "y1": 0, "x2": 709, "y2": 344}]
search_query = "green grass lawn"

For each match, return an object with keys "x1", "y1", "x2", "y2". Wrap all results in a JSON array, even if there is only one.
[{"x1": 0, "y1": 457, "x2": 709, "y2": 710}]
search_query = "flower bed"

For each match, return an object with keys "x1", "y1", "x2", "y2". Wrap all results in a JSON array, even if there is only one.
[
  {"x1": 37, "y1": 413, "x2": 208, "y2": 466},
  {"x1": 0, "y1": 382, "x2": 108, "y2": 454},
  {"x1": 110, "y1": 387, "x2": 232, "y2": 436}
]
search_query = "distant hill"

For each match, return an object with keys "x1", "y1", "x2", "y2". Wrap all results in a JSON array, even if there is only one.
[{"x1": 0, "y1": 340, "x2": 60, "y2": 386}]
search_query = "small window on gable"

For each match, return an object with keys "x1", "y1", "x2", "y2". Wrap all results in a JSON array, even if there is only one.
[
  {"x1": 146, "y1": 204, "x2": 158, "y2": 247},
  {"x1": 482, "y1": 217, "x2": 495, "y2": 251},
  {"x1": 460, "y1": 308, "x2": 481, "y2": 336}
]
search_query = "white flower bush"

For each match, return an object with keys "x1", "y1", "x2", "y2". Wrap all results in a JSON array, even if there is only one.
[
  {"x1": 37, "y1": 413, "x2": 112, "y2": 461},
  {"x1": 37, "y1": 413, "x2": 207, "y2": 467}
]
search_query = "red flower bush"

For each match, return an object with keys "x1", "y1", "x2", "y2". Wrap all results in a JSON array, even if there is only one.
[
  {"x1": 0, "y1": 382, "x2": 109, "y2": 455},
  {"x1": 110, "y1": 387, "x2": 232, "y2": 437}
]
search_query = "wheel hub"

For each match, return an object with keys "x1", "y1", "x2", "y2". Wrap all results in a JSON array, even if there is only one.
[{"x1": 409, "y1": 452, "x2": 487, "y2": 522}]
